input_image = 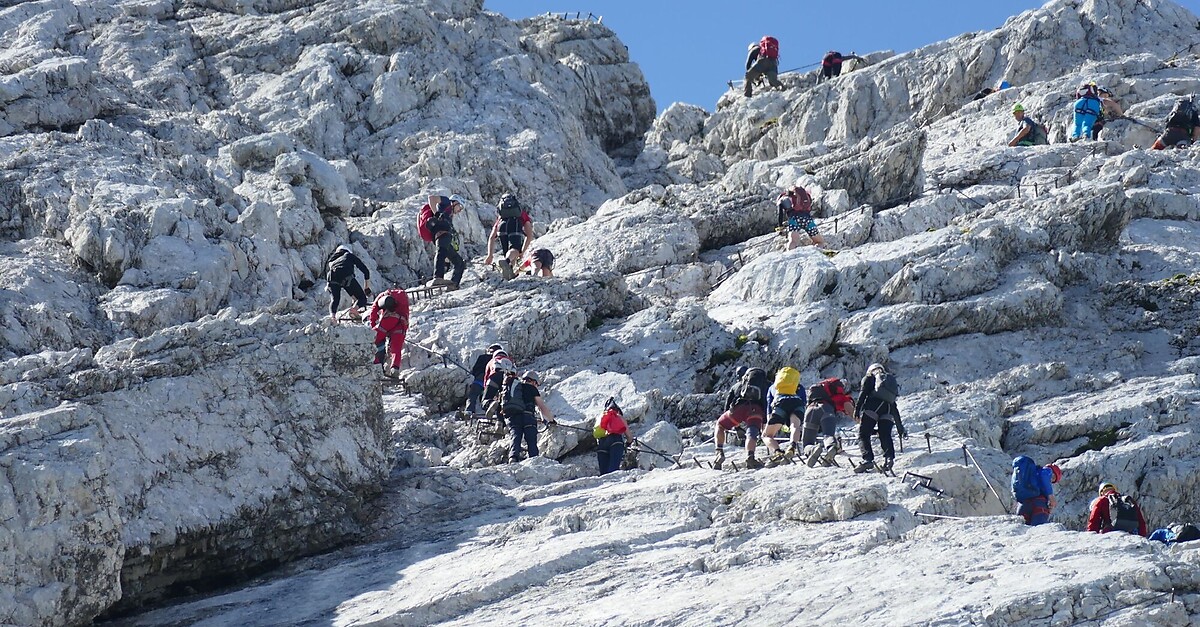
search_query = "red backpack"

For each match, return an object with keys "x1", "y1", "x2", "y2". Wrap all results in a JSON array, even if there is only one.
[
  {"x1": 759, "y1": 36, "x2": 779, "y2": 60},
  {"x1": 789, "y1": 187, "x2": 812, "y2": 214},
  {"x1": 820, "y1": 377, "x2": 854, "y2": 414},
  {"x1": 417, "y1": 204, "x2": 435, "y2": 243}
]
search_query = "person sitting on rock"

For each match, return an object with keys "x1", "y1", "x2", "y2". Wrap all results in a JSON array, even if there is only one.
[
  {"x1": 801, "y1": 377, "x2": 855, "y2": 467},
  {"x1": 744, "y1": 36, "x2": 783, "y2": 98},
  {"x1": 501, "y1": 370, "x2": 556, "y2": 463},
  {"x1": 482, "y1": 349, "x2": 516, "y2": 414},
  {"x1": 323, "y1": 244, "x2": 371, "y2": 323},
  {"x1": 1010, "y1": 456, "x2": 1061, "y2": 525},
  {"x1": 427, "y1": 193, "x2": 467, "y2": 289},
  {"x1": 1007, "y1": 103, "x2": 1048, "y2": 146},
  {"x1": 777, "y1": 186, "x2": 826, "y2": 249},
  {"x1": 763, "y1": 366, "x2": 805, "y2": 467},
  {"x1": 368, "y1": 288, "x2": 410, "y2": 375},
  {"x1": 594, "y1": 397, "x2": 632, "y2": 475},
  {"x1": 854, "y1": 363, "x2": 905, "y2": 473},
  {"x1": 484, "y1": 193, "x2": 533, "y2": 280},
  {"x1": 819, "y1": 50, "x2": 866, "y2": 83},
  {"x1": 713, "y1": 367, "x2": 770, "y2": 469},
  {"x1": 466, "y1": 343, "x2": 504, "y2": 414},
  {"x1": 1070, "y1": 82, "x2": 1103, "y2": 142},
  {"x1": 1152, "y1": 96, "x2": 1200, "y2": 150},
  {"x1": 1087, "y1": 483, "x2": 1147, "y2": 536}
]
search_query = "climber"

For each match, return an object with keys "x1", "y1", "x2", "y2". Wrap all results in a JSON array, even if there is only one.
[
  {"x1": 501, "y1": 370, "x2": 556, "y2": 463},
  {"x1": 801, "y1": 377, "x2": 855, "y2": 467},
  {"x1": 1070, "y1": 82, "x2": 1103, "y2": 142},
  {"x1": 777, "y1": 186, "x2": 826, "y2": 249},
  {"x1": 323, "y1": 244, "x2": 371, "y2": 323},
  {"x1": 854, "y1": 363, "x2": 905, "y2": 474},
  {"x1": 594, "y1": 397, "x2": 632, "y2": 475},
  {"x1": 744, "y1": 36, "x2": 783, "y2": 98},
  {"x1": 1087, "y1": 483, "x2": 1147, "y2": 536},
  {"x1": 1008, "y1": 103, "x2": 1048, "y2": 146},
  {"x1": 713, "y1": 367, "x2": 770, "y2": 469},
  {"x1": 484, "y1": 193, "x2": 533, "y2": 280},
  {"x1": 527, "y1": 248, "x2": 555, "y2": 277},
  {"x1": 763, "y1": 367, "x2": 806, "y2": 467},
  {"x1": 482, "y1": 348, "x2": 516, "y2": 414},
  {"x1": 1086, "y1": 86, "x2": 1122, "y2": 141},
  {"x1": 426, "y1": 194, "x2": 467, "y2": 289},
  {"x1": 971, "y1": 87, "x2": 995, "y2": 101},
  {"x1": 1010, "y1": 457, "x2": 1061, "y2": 525},
  {"x1": 1152, "y1": 96, "x2": 1200, "y2": 150},
  {"x1": 466, "y1": 343, "x2": 505, "y2": 414},
  {"x1": 819, "y1": 50, "x2": 865, "y2": 83},
  {"x1": 368, "y1": 288, "x2": 410, "y2": 375},
  {"x1": 1149, "y1": 523, "x2": 1200, "y2": 544}
]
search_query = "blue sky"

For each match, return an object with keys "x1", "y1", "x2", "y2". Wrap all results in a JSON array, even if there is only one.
[{"x1": 486, "y1": 0, "x2": 1200, "y2": 113}]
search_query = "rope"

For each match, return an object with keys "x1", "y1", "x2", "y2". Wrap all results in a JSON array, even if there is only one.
[
  {"x1": 962, "y1": 445, "x2": 1011, "y2": 514},
  {"x1": 403, "y1": 339, "x2": 471, "y2": 375},
  {"x1": 914, "y1": 512, "x2": 967, "y2": 520}
]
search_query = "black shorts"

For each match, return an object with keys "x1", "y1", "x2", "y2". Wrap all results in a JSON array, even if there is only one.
[
  {"x1": 533, "y1": 248, "x2": 554, "y2": 269},
  {"x1": 767, "y1": 411, "x2": 799, "y2": 427},
  {"x1": 499, "y1": 233, "x2": 525, "y2": 254}
]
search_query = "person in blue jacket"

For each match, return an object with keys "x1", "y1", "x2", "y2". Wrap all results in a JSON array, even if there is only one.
[
  {"x1": 1071, "y1": 82, "x2": 1102, "y2": 142},
  {"x1": 1011, "y1": 457, "x2": 1062, "y2": 525}
]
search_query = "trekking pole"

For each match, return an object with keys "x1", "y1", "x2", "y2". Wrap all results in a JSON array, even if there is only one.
[
  {"x1": 915, "y1": 512, "x2": 967, "y2": 521},
  {"x1": 962, "y1": 445, "x2": 1009, "y2": 514}
]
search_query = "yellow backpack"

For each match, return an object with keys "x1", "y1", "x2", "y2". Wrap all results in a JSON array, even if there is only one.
[{"x1": 774, "y1": 367, "x2": 800, "y2": 395}]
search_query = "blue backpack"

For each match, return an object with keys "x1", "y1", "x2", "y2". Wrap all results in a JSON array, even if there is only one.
[{"x1": 1011, "y1": 456, "x2": 1043, "y2": 501}]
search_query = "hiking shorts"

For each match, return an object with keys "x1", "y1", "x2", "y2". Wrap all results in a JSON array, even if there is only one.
[
  {"x1": 786, "y1": 215, "x2": 819, "y2": 237},
  {"x1": 499, "y1": 232, "x2": 525, "y2": 254},
  {"x1": 767, "y1": 409, "x2": 799, "y2": 427},
  {"x1": 718, "y1": 404, "x2": 764, "y2": 437}
]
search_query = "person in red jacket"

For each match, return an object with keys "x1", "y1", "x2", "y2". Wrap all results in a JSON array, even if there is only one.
[
  {"x1": 368, "y1": 288, "x2": 410, "y2": 374},
  {"x1": 594, "y1": 398, "x2": 633, "y2": 475},
  {"x1": 1087, "y1": 482, "x2": 1147, "y2": 537}
]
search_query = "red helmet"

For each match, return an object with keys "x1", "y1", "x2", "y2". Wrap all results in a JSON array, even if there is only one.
[{"x1": 1048, "y1": 464, "x2": 1062, "y2": 484}]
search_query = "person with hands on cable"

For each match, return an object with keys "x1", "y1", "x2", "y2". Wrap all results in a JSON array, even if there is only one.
[{"x1": 594, "y1": 397, "x2": 633, "y2": 475}]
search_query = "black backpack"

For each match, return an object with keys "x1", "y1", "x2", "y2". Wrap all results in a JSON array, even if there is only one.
[
  {"x1": 1166, "y1": 98, "x2": 1196, "y2": 129},
  {"x1": 1107, "y1": 494, "x2": 1142, "y2": 534},
  {"x1": 502, "y1": 380, "x2": 531, "y2": 415},
  {"x1": 735, "y1": 368, "x2": 768, "y2": 404},
  {"x1": 498, "y1": 194, "x2": 522, "y2": 220},
  {"x1": 1175, "y1": 524, "x2": 1200, "y2": 543},
  {"x1": 871, "y1": 372, "x2": 900, "y2": 403}
]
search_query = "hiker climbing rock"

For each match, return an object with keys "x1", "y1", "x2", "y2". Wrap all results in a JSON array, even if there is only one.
[
  {"x1": 1008, "y1": 103, "x2": 1048, "y2": 146},
  {"x1": 1149, "y1": 523, "x2": 1200, "y2": 544},
  {"x1": 744, "y1": 36, "x2": 783, "y2": 97},
  {"x1": 1070, "y1": 82, "x2": 1103, "y2": 142},
  {"x1": 777, "y1": 186, "x2": 826, "y2": 249},
  {"x1": 368, "y1": 288, "x2": 410, "y2": 375},
  {"x1": 323, "y1": 244, "x2": 371, "y2": 323},
  {"x1": 1087, "y1": 483, "x2": 1147, "y2": 536},
  {"x1": 971, "y1": 80, "x2": 1010, "y2": 102},
  {"x1": 418, "y1": 193, "x2": 467, "y2": 289},
  {"x1": 1091, "y1": 86, "x2": 1123, "y2": 141},
  {"x1": 1152, "y1": 96, "x2": 1200, "y2": 150},
  {"x1": 801, "y1": 377, "x2": 855, "y2": 467},
  {"x1": 522, "y1": 248, "x2": 555, "y2": 277},
  {"x1": 484, "y1": 193, "x2": 533, "y2": 280},
  {"x1": 482, "y1": 348, "x2": 516, "y2": 412},
  {"x1": 714, "y1": 367, "x2": 770, "y2": 469},
  {"x1": 502, "y1": 370, "x2": 556, "y2": 463},
  {"x1": 466, "y1": 343, "x2": 505, "y2": 414},
  {"x1": 763, "y1": 366, "x2": 805, "y2": 467},
  {"x1": 1010, "y1": 457, "x2": 1061, "y2": 525},
  {"x1": 853, "y1": 363, "x2": 904, "y2": 474},
  {"x1": 819, "y1": 50, "x2": 865, "y2": 83},
  {"x1": 594, "y1": 397, "x2": 632, "y2": 475}
]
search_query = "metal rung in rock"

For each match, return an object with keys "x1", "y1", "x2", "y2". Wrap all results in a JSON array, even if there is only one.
[{"x1": 903, "y1": 471, "x2": 945, "y2": 496}]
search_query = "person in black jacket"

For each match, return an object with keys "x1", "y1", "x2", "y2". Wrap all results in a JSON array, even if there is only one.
[
  {"x1": 324, "y1": 245, "x2": 371, "y2": 323},
  {"x1": 427, "y1": 194, "x2": 467, "y2": 289},
  {"x1": 819, "y1": 51, "x2": 865, "y2": 83},
  {"x1": 854, "y1": 363, "x2": 905, "y2": 473},
  {"x1": 502, "y1": 370, "x2": 556, "y2": 463},
  {"x1": 466, "y1": 343, "x2": 504, "y2": 414}
]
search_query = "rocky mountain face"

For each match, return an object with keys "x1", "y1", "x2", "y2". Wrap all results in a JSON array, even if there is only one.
[{"x1": 6, "y1": 0, "x2": 1200, "y2": 624}]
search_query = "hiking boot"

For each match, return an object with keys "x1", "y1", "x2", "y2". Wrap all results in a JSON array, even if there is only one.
[
  {"x1": 804, "y1": 445, "x2": 823, "y2": 468},
  {"x1": 499, "y1": 259, "x2": 515, "y2": 280},
  {"x1": 712, "y1": 449, "x2": 725, "y2": 470},
  {"x1": 745, "y1": 456, "x2": 764, "y2": 470},
  {"x1": 882, "y1": 458, "x2": 894, "y2": 472},
  {"x1": 820, "y1": 440, "x2": 841, "y2": 467},
  {"x1": 854, "y1": 460, "x2": 876, "y2": 474},
  {"x1": 765, "y1": 451, "x2": 787, "y2": 468},
  {"x1": 430, "y1": 278, "x2": 454, "y2": 287}
]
